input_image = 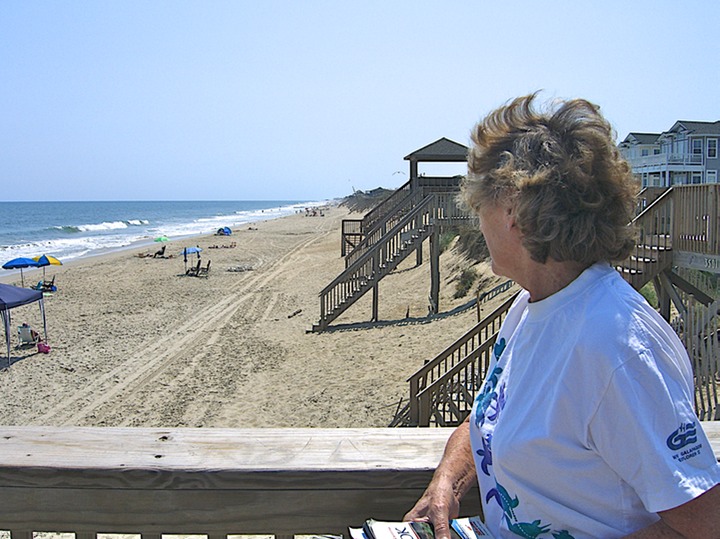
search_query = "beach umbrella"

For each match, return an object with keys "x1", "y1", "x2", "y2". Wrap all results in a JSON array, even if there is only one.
[
  {"x1": 154, "y1": 236, "x2": 169, "y2": 242},
  {"x1": 181, "y1": 246, "x2": 202, "y2": 272},
  {"x1": 33, "y1": 254, "x2": 62, "y2": 279},
  {"x1": 2, "y1": 257, "x2": 40, "y2": 287}
]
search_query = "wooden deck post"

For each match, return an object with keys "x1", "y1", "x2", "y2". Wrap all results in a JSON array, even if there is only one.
[
  {"x1": 372, "y1": 282, "x2": 379, "y2": 322},
  {"x1": 429, "y1": 226, "x2": 439, "y2": 315},
  {"x1": 653, "y1": 275, "x2": 672, "y2": 321}
]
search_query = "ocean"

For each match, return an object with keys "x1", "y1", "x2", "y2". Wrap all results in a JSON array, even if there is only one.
[{"x1": 0, "y1": 200, "x2": 324, "y2": 266}]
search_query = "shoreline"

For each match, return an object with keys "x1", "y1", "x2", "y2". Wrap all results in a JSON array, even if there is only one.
[
  {"x1": 0, "y1": 204, "x2": 332, "y2": 285},
  {"x1": 0, "y1": 205, "x2": 510, "y2": 428},
  {"x1": 0, "y1": 199, "x2": 333, "y2": 277}
]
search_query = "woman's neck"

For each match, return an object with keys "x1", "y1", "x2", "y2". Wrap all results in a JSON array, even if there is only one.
[{"x1": 521, "y1": 259, "x2": 589, "y2": 302}]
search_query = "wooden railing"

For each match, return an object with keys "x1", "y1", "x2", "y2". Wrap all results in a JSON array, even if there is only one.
[
  {"x1": 316, "y1": 196, "x2": 436, "y2": 331},
  {"x1": 0, "y1": 426, "x2": 483, "y2": 537},
  {"x1": 674, "y1": 184, "x2": 720, "y2": 256},
  {"x1": 616, "y1": 187, "x2": 674, "y2": 290},
  {"x1": 635, "y1": 186, "x2": 668, "y2": 215},
  {"x1": 362, "y1": 179, "x2": 413, "y2": 232},
  {"x1": 406, "y1": 293, "x2": 518, "y2": 426},
  {"x1": 3, "y1": 424, "x2": 718, "y2": 537},
  {"x1": 341, "y1": 219, "x2": 364, "y2": 257},
  {"x1": 345, "y1": 190, "x2": 424, "y2": 268},
  {"x1": 680, "y1": 295, "x2": 720, "y2": 421}
]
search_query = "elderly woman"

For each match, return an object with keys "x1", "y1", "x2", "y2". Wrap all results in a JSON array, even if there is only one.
[{"x1": 405, "y1": 95, "x2": 720, "y2": 538}]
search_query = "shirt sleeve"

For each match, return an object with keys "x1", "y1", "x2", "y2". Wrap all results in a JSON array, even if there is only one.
[{"x1": 588, "y1": 341, "x2": 720, "y2": 513}]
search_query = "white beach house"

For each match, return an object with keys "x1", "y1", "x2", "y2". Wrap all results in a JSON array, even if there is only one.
[{"x1": 619, "y1": 120, "x2": 720, "y2": 187}]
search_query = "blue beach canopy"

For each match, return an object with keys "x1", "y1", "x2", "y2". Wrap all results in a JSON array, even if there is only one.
[{"x1": 0, "y1": 283, "x2": 48, "y2": 368}]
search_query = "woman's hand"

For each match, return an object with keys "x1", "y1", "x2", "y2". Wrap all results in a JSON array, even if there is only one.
[
  {"x1": 404, "y1": 478, "x2": 462, "y2": 539},
  {"x1": 404, "y1": 419, "x2": 478, "y2": 539}
]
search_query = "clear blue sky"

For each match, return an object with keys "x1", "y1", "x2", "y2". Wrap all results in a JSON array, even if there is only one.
[{"x1": 2, "y1": 1, "x2": 719, "y2": 202}]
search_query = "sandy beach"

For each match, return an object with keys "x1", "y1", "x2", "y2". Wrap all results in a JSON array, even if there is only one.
[{"x1": 0, "y1": 205, "x2": 510, "y2": 428}]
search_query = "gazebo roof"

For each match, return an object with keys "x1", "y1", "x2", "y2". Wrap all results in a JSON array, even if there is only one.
[{"x1": 404, "y1": 137, "x2": 468, "y2": 162}]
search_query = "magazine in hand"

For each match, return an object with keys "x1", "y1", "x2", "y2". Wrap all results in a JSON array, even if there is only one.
[{"x1": 348, "y1": 516, "x2": 494, "y2": 539}]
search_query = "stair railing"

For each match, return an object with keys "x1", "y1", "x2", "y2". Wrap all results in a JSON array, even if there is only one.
[
  {"x1": 317, "y1": 195, "x2": 437, "y2": 330},
  {"x1": 616, "y1": 187, "x2": 674, "y2": 289},
  {"x1": 345, "y1": 190, "x2": 424, "y2": 268},
  {"x1": 361, "y1": 179, "x2": 413, "y2": 231},
  {"x1": 407, "y1": 292, "x2": 518, "y2": 426}
]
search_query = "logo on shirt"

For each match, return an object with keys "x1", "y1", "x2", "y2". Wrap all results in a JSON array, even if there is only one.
[{"x1": 666, "y1": 422, "x2": 698, "y2": 451}]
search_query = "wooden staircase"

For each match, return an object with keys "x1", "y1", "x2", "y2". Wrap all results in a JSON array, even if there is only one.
[
  {"x1": 615, "y1": 187, "x2": 674, "y2": 290},
  {"x1": 314, "y1": 195, "x2": 437, "y2": 331},
  {"x1": 393, "y1": 292, "x2": 518, "y2": 427},
  {"x1": 344, "y1": 189, "x2": 425, "y2": 269},
  {"x1": 341, "y1": 180, "x2": 413, "y2": 256}
]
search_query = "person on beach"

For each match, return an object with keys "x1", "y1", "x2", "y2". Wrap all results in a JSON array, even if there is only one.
[{"x1": 404, "y1": 94, "x2": 720, "y2": 538}]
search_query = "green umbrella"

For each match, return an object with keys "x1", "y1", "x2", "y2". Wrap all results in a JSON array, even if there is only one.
[{"x1": 154, "y1": 236, "x2": 169, "y2": 242}]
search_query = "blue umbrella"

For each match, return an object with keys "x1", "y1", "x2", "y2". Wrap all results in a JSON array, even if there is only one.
[
  {"x1": 2, "y1": 257, "x2": 40, "y2": 287},
  {"x1": 181, "y1": 246, "x2": 202, "y2": 272}
]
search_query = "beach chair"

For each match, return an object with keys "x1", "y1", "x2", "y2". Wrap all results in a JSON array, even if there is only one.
[
  {"x1": 40, "y1": 275, "x2": 56, "y2": 292},
  {"x1": 18, "y1": 324, "x2": 40, "y2": 347},
  {"x1": 196, "y1": 260, "x2": 211, "y2": 278},
  {"x1": 186, "y1": 259, "x2": 201, "y2": 277}
]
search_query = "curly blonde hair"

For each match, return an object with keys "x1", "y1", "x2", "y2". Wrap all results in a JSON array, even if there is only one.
[{"x1": 461, "y1": 93, "x2": 638, "y2": 265}]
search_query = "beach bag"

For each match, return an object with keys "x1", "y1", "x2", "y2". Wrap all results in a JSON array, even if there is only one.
[{"x1": 37, "y1": 342, "x2": 51, "y2": 354}]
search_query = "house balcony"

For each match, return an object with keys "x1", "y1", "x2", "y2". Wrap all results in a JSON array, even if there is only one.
[{"x1": 630, "y1": 153, "x2": 704, "y2": 174}]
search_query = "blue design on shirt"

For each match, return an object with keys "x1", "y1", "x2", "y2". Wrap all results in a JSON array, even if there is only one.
[{"x1": 476, "y1": 337, "x2": 576, "y2": 539}]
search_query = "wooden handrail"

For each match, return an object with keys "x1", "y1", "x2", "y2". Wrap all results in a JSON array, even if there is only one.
[
  {"x1": 407, "y1": 292, "x2": 518, "y2": 425},
  {"x1": 362, "y1": 179, "x2": 413, "y2": 231},
  {"x1": 345, "y1": 190, "x2": 424, "y2": 268},
  {"x1": 416, "y1": 337, "x2": 497, "y2": 427},
  {"x1": 317, "y1": 196, "x2": 438, "y2": 329},
  {"x1": 616, "y1": 186, "x2": 675, "y2": 290},
  {"x1": 0, "y1": 426, "x2": 482, "y2": 536},
  {"x1": 3, "y1": 424, "x2": 717, "y2": 535}
]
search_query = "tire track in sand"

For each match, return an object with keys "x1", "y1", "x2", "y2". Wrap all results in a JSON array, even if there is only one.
[{"x1": 36, "y1": 219, "x2": 335, "y2": 426}]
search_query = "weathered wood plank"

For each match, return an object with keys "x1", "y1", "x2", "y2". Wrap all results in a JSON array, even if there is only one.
[{"x1": 0, "y1": 425, "x2": 715, "y2": 534}]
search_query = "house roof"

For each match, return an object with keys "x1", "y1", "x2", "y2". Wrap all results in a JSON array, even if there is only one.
[
  {"x1": 621, "y1": 132, "x2": 661, "y2": 145},
  {"x1": 404, "y1": 137, "x2": 468, "y2": 162},
  {"x1": 667, "y1": 120, "x2": 720, "y2": 136}
]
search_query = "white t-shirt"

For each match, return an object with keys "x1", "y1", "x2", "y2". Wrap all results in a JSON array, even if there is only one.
[{"x1": 469, "y1": 262, "x2": 720, "y2": 538}]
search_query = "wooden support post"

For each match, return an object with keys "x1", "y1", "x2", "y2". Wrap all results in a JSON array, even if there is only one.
[
  {"x1": 653, "y1": 275, "x2": 671, "y2": 321},
  {"x1": 415, "y1": 215, "x2": 423, "y2": 267},
  {"x1": 429, "y1": 226, "x2": 439, "y2": 315},
  {"x1": 372, "y1": 282, "x2": 379, "y2": 322}
]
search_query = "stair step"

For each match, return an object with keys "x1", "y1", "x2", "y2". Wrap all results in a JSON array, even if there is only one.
[{"x1": 616, "y1": 266, "x2": 644, "y2": 275}]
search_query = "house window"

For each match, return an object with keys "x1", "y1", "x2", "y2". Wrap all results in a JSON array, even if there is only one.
[
  {"x1": 708, "y1": 139, "x2": 718, "y2": 159},
  {"x1": 692, "y1": 139, "x2": 703, "y2": 154},
  {"x1": 654, "y1": 148, "x2": 661, "y2": 155},
  {"x1": 641, "y1": 148, "x2": 649, "y2": 156},
  {"x1": 691, "y1": 172, "x2": 703, "y2": 184},
  {"x1": 707, "y1": 170, "x2": 718, "y2": 183}
]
